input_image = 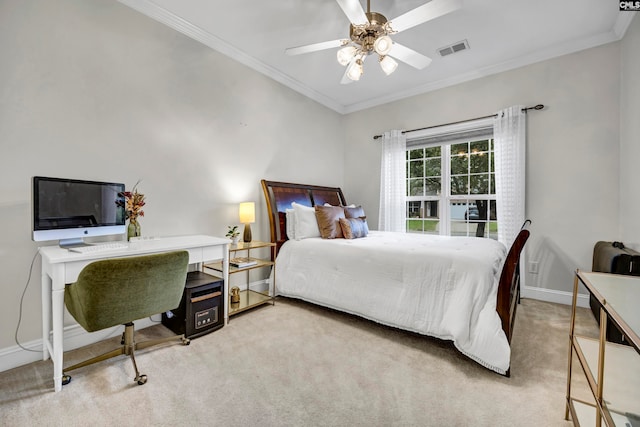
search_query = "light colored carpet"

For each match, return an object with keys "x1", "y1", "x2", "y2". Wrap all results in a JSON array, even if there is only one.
[{"x1": 0, "y1": 297, "x2": 597, "y2": 426}]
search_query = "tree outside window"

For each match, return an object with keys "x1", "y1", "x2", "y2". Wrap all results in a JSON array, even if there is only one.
[{"x1": 406, "y1": 139, "x2": 497, "y2": 239}]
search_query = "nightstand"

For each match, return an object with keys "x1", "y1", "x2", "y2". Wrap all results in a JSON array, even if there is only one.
[{"x1": 204, "y1": 241, "x2": 276, "y2": 317}]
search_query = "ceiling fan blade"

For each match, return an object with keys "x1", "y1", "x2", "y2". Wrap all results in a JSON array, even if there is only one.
[
  {"x1": 389, "y1": 0, "x2": 462, "y2": 33},
  {"x1": 388, "y1": 43, "x2": 432, "y2": 69},
  {"x1": 285, "y1": 39, "x2": 348, "y2": 56},
  {"x1": 335, "y1": 0, "x2": 369, "y2": 25}
]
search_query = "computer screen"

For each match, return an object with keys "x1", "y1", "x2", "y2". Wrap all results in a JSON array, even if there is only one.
[{"x1": 32, "y1": 176, "x2": 126, "y2": 247}]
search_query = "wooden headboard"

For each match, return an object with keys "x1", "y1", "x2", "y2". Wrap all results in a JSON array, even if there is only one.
[{"x1": 261, "y1": 180, "x2": 347, "y2": 256}]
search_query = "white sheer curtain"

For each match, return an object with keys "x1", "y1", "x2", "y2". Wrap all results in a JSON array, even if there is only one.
[
  {"x1": 378, "y1": 130, "x2": 406, "y2": 232},
  {"x1": 494, "y1": 105, "x2": 526, "y2": 248}
]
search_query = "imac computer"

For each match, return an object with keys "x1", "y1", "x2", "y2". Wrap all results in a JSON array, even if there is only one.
[{"x1": 32, "y1": 176, "x2": 126, "y2": 248}]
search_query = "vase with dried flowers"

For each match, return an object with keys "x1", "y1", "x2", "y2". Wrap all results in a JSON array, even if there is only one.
[{"x1": 118, "y1": 184, "x2": 145, "y2": 241}]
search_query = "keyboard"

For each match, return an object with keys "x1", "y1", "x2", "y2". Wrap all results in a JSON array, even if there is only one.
[{"x1": 68, "y1": 242, "x2": 129, "y2": 254}]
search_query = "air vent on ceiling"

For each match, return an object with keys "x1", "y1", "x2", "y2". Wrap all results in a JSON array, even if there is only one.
[{"x1": 438, "y1": 40, "x2": 470, "y2": 57}]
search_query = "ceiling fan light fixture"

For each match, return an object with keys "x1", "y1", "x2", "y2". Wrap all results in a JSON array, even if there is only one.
[
  {"x1": 373, "y1": 35, "x2": 393, "y2": 55},
  {"x1": 379, "y1": 55, "x2": 398, "y2": 75},
  {"x1": 337, "y1": 45, "x2": 357, "y2": 66},
  {"x1": 346, "y1": 58, "x2": 364, "y2": 81}
]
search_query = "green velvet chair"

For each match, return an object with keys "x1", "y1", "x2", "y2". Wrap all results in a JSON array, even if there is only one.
[{"x1": 63, "y1": 250, "x2": 190, "y2": 386}]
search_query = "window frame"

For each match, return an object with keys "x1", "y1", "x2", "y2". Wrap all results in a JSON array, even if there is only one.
[{"x1": 405, "y1": 117, "x2": 496, "y2": 238}]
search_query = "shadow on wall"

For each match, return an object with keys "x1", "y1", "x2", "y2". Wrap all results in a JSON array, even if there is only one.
[{"x1": 526, "y1": 234, "x2": 584, "y2": 294}]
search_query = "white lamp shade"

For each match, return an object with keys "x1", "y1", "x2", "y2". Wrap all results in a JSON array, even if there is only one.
[
  {"x1": 346, "y1": 59, "x2": 363, "y2": 81},
  {"x1": 337, "y1": 46, "x2": 357, "y2": 66},
  {"x1": 374, "y1": 36, "x2": 393, "y2": 55},
  {"x1": 379, "y1": 55, "x2": 398, "y2": 75},
  {"x1": 239, "y1": 202, "x2": 255, "y2": 223}
]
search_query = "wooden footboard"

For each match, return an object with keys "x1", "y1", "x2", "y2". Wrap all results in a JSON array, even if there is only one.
[
  {"x1": 496, "y1": 226, "x2": 530, "y2": 343},
  {"x1": 261, "y1": 179, "x2": 526, "y2": 348}
]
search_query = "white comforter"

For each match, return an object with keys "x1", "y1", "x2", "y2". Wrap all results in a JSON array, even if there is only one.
[{"x1": 275, "y1": 231, "x2": 510, "y2": 374}]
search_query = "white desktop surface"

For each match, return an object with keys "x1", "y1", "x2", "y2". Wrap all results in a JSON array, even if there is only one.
[{"x1": 40, "y1": 234, "x2": 229, "y2": 392}]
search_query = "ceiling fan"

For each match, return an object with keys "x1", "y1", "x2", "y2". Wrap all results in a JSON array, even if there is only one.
[{"x1": 285, "y1": 0, "x2": 462, "y2": 84}]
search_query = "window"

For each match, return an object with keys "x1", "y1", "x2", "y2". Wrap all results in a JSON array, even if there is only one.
[{"x1": 405, "y1": 127, "x2": 498, "y2": 239}]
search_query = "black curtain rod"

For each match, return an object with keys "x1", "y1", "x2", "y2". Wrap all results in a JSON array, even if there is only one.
[{"x1": 372, "y1": 104, "x2": 545, "y2": 140}]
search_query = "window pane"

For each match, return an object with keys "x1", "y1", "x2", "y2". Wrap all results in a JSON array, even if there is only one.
[
  {"x1": 408, "y1": 178, "x2": 424, "y2": 196},
  {"x1": 425, "y1": 178, "x2": 441, "y2": 196},
  {"x1": 409, "y1": 148, "x2": 424, "y2": 160},
  {"x1": 409, "y1": 160, "x2": 424, "y2": 178},
  {"x1": 407, "y1": 219, "x2": 439, "y2": 235},
  {"x1": 450, "y1": 176, "x2": 468, "y2": 195},
  {"x1": 425, "y1": 146, "x2": 441, "y2": 157},
  {"x1": 422, "y1": 220, "x2": 439, "y2": 234},
  {"x1": 469, "y1": 152, "x2": 489, "y2": 173},
  {"x1": 450, "y1": 201, "x2": 468, "y2": 221},
  {"x1": 407, "y1": 219, "x2": 423, "y2": 232},
  {"x1": 407, "y1": 201, "x2": 422, "y2": 218},
  {"x1": 470, "y1": 139, "x2": 489, "y2": 152},
  {"x1": 450, "y1": 154, "x2": 468, "y2": 175},
  {"x1": 425, "y1": 158, "x2": 441, "y2": 176},
  {"x1": 490, "y1": 173, "x2": 495, "y2": 194},
  {"x1": 451, "y1": 143, "x2": 468, "y2": 155},
  {"x1": 424, "y1": 200, "x2": 439, "y2": 218},
  {"x1": 470, "y1": 174, "x2": 489, "y2": 194},
  {"x1": 450, "y1": 201, "x2": 470, "y2": 237}
]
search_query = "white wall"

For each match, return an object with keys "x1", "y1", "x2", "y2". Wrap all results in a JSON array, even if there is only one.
[
  {"x1": 620, "y1": 15, "x2": 640, "y2": 249},
  {"x1": 343, "y1": 43, "x2": 622, "y2": 299},
  {"x1": 1, "y1": 0, "x2": 635, "y2": 372},
  {"x1": 0, "y1": 0, "x2": 343, "y2": 358}
]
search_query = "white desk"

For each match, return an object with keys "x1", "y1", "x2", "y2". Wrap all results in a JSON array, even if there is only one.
[{"x1": 39, "y1": 234, "x2": 229, "y2": 392}]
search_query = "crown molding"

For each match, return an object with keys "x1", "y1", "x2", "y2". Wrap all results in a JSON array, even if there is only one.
[
  {"x1": 343, "y1": 28, "x2": 622, "y2": 113},
  {"x1": 119, "y1": 0, "x2": 632, "y2": 116},
  {"x1": 118, "y1": 0, "x2": 347, "y2": 114},
  {"x1": 613, "y1": 10, "x2": 636, "y2": 39}
]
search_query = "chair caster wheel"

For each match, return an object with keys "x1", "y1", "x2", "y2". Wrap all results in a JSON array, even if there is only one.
[
  {"x1": 135, "y1": 374, "x2": 147, "y2": 385},
  {"x1": 62, "y1": 375, "x2": 72, "y2": 385}
]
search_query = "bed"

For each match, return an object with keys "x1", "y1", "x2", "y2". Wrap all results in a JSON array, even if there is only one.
[{"x1": 261, "y1": 179, "x2": 529, "y2": 375}]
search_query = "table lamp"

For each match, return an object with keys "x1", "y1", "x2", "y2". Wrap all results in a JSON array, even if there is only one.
[{"x1": 239, "y1": 202, "x2": 255, "y2": 243}]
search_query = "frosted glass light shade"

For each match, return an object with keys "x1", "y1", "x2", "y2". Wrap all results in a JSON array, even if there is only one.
[
  {"x1": 346, "y1": 59, "x2": 363, "y2": 81},
  {"x1": 379, "y1": 55, "x2": 398, "y2": 75},
  {"x1": 374, "y1": 36, "x2": 393, "y2": 55},
  {"x1": 239, "y1": 202, "x2": 255, "y2": 224},
  {"x1": 337, "y1": 46, "x2": 357, "y2": 66}
]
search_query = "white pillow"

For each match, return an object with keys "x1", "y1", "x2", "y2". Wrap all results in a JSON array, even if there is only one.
[
  {"x1": 285, "y1": 208, "x2": 296, "y2": 240},
  {"x1": 291, "y1": 202, "x2": 320, "y2": 240}
]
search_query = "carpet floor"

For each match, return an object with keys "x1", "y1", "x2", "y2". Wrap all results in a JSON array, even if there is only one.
[{"x1": 0, "y1": 297, "x2": 598, "y2": 426}]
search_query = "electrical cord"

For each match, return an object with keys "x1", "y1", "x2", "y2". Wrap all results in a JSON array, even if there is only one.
[{"x1": 15, "y1": 248, "x2": 42, "y2": 352}]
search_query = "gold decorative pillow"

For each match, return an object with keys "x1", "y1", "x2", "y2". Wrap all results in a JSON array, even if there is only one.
[
  {"x1": 339, "y1": 217, "x2": 369, "y2": 239},
  {"x1": 314, "y1": 205, "x2": 345, "y2": 239},
  {"x1": 344, "y1": 205, "x2": 366, "y2": 219}
]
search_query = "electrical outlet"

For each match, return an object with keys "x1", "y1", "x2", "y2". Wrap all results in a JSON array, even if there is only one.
[{"x1": 529, "y1": 261, "x2": 539, "y2": 274}]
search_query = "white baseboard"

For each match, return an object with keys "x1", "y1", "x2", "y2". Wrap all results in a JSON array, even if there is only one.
[
  {"x1": 521, "y1": 285, "x2": 590, "y2": 308},
  {"x1": 0, "y1": 317, "x2": 158, "y2": 373}
]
